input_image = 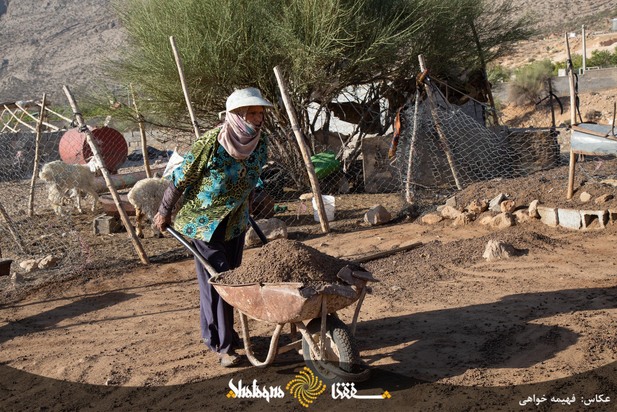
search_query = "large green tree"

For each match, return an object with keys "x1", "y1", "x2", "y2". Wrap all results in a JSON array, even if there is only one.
[{"x1": 111, "y1": 0, "x2": 530, "y2": 126}]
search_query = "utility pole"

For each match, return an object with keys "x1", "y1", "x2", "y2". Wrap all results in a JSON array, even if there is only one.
[{"x1": 582, "y1": 25, "x2": 587, "y2": 74}]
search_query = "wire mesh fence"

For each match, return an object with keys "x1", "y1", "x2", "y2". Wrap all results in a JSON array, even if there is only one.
[
  {"x1": 394, "y1": 87, "x2": 563, "y2": 206},
  {"x1": 0, "y1": 80, "x2": 595, "y2": 299}
]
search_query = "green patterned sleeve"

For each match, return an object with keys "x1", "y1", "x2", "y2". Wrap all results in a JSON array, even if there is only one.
[{"x1": 171, "y1": 129, "x2": 219, "y2": 192}]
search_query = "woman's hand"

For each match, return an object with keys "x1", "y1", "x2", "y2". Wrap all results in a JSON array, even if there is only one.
[{"x1": 153, "y1": 212, "x2": 171, "y2": 232}]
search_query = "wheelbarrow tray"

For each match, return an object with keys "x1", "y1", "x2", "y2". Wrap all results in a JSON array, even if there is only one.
[{"x1": 209, "y1": 274, "x2": 362, "y2": 324}]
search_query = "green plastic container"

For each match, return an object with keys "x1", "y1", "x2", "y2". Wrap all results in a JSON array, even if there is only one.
[{"x1": 311, "y1": 152, "x2": 341, "y2": 179}]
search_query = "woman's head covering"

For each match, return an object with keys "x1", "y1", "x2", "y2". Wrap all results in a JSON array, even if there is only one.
[
  {"x1": 225, "y1": 87, "x2": 273, "y2": 112},
  {"x1": 218, "y1": 88, "x2": 273, "y2": 160}
]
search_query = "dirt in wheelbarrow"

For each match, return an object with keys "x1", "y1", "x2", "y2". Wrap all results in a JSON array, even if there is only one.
[
  {"x1": 218, "y1": 238, "x2": 365, "y2": 287},
  {"x1": 2, "y1": 200, "x2": 617, "y2": 410}
]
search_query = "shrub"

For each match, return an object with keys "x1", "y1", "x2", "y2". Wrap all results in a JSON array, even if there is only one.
[{"x1": 507, "y1": 59, "x2": 554, "y2": 105}]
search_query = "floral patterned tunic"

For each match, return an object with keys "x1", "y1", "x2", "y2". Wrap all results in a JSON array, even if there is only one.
[{"x1": 170, "y1": 127, "x2": 267, "y2": 242}]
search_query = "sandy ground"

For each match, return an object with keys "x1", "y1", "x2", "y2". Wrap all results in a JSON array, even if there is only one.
[{"x1": 1, "y1": 211, "x2": 617, "y2": 411}]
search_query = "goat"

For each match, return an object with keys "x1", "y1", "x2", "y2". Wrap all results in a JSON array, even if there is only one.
[
  {"x1": 127, "y1": 177, "x2": 172, "y2": 238},
  {"x1": 39, "y1": 160, "x2": 100, "y2": 214}
]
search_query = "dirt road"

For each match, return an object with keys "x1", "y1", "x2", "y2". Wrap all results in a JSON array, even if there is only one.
[{"x1": 1, "y1": 218, "x2": 617, "y2": 411}]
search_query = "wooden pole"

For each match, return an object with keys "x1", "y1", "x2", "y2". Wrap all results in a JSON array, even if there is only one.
[
  {"x1": 36, "y1": 104, "x2": 72, "y2": 123},
  {"x1": 130, "y1": 84, "x2": 152, "y2": 178},
  {"x1": 273, "y1": 65, "x2": 330, "y2": 233},
  {"x1": 418, "y1": 55, "x2": 463, "y2": 190},
  {"x1": 169, "y1": 36, "x2": 201, "y2": 141},
  {"x1": 14, "y1": 102, "x2": 59, "y2": 131},
  {"x1": 28, "y1": 93, "x2": 47, "y2": 217},
  {"x1": 0, "y1": 201, "x2": 27, "y2": 254},
  {"x1": 566, "y1": 33, "x2": 578, "y2": 200},
  {"x1": 62, "y1": 85, "x2": 150, "y2": 265},
  {"x1": 3, "y1": 105, "x2": 36, "y2": 131},
  {"x1": 405, "y1": 90, "x2": 420, "y2": 204}
]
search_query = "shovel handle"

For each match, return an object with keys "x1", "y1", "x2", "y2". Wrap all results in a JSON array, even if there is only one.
[
  {"x1": 165, "y1": 226, "x2": 220, "y2": 275},
  {"x1": 248, "y1": 216, "x2": 268, "y2": 245}
]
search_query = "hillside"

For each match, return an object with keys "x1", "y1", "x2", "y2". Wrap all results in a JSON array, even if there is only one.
[{"x1": 0, "y1": 0, "x2": 615, "y2": 104}]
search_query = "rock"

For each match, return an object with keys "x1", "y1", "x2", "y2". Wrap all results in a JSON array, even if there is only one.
[
  {"x1": 10, "y1": 272, "x2": 24, "y2": 287},
  {"x1": 537, "y1": 206, "x2": 559, "y2": 227},
  {"x1": 600, "y1": 179, "x2": 617, "y2": 187},
  {"x1": 466, "y1": 199, "x2": 488, "y2": 214},
  {"x1": 478, "y1": 214, "x2": 494, "y2": 226},
  {"x1": 514, "y1": 209, "x2": 531, "y2": 223},
  {"x1": 482, "y1": 240, "x2": 517, "y2": 261},
  {"x1": 436, "y1": 205, "x2": 446, "y2": 213},
  {"x1": 579, "y1": 191, "x2": 592, "y2": 203},
  {"x1": 364, "y1": 204, "x2": 392, "y2": 226},
  {"x1": 489, "y1": 193, "x2": 507, "y2": 212},
  {"x1": 19, "y1": 259, "x2": 38, "y2": 273},
  {"x1": 528, "y1": 199, "x2": 540, "y2": 218},
  {"x1": 490, "y1": 213, "x2": 515, "y2": 229},
  {"x1": 37, "y1": 255, "x2": 59, "y2": 269},
  {"x1": 445, "y1": 196, "x2": 457, "y2": 208},
  {"x1": 441, "y1": 205, "x2": 462, "y2": 220},
  {"x1": 245, "y1": 218, "x2": 288, "y2": 248},
  {"x1": 594, "y1": 193, "x2": 614, "y2": 204},
  {"x1": 421, "y1": 213, "x2": 444, "y2": 225},
  {"x1": 500, "y1": 199, "x2": 516, "y2": 214},
  {"x1": 453, "y1": 212, "x2": 474, "y2": 226},
  {"x1": 299, "y1": 193, "x2": 313, "y2": 201}
]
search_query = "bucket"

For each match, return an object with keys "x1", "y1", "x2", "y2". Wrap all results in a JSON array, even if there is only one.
[{"x1": 312, "y1": 195, "x2": 335, "y2": 222}]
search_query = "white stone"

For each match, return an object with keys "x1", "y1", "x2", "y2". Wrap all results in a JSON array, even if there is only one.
[
  {"x1": 489, "y1": 193, "x2": 507, "y2": 212},
  {"x1": 38, "y1": 255, "x2": 59, "y2": 269},
  {"x1": 19, "y1": 259, "x2": 38, "y2": 273},
  {"x1": 482, "y1": 240, "x2": 517, "y2": 261},
  {"x1": 537, "y1": 206, "x2": 559, "y2": 227},
  {"x1": 557, "y1": 208, "x2": 582, "y2": 230},
  {"x1": 528, "y1": 199, "x2": 540, "y2": 218}
]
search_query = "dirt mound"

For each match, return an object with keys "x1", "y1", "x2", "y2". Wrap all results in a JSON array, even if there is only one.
[{"x1": 220, "y1": 238, "x2": 362, "y2": 285}]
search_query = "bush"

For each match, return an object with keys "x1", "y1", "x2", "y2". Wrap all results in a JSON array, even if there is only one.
[
  {"x1": 487, "y1": 64, "x2": 511, "y2": 84},
  {"x1": 507, "y1": 59, "x2": 554, "y2": 105}
]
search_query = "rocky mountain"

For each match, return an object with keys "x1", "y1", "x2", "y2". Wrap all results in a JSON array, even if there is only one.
[{"x1": 0, "y1": 0, "x2": 615, "y2": 104}]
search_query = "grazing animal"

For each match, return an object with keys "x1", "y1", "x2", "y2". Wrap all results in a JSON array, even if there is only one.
[
  {"x1": 127, "y1": 177, "x2": 172, "y2": 238},
  {"x1": 39, "y1": 160, "x2": 100, "y2": 214}
]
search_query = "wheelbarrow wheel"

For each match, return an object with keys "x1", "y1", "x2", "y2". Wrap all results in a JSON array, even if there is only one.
[{"x1": 301, "y1": 315, "x2": 368, "y2": 383}]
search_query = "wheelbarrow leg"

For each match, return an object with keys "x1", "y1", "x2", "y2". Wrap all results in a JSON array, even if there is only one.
[{"x1": 239, "y1": 311, "x2": 283, "y2": 367}]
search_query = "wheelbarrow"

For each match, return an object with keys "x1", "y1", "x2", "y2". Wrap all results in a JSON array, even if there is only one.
[{"x1": 166, "y1": 221, "x2": 377, "y2": 383}]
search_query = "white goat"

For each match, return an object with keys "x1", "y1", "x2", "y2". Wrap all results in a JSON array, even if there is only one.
[
  {"x1": 47, "y1": 184, "x2": 79, "y2": 216},
  {"x1": 39, "y1": 160, "x2": 100, "y2": 214},
  {"x1": 127, "y1": 177, "x2": 171, "y2": 238}
]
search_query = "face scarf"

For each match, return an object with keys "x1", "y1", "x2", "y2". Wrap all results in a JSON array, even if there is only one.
[{"x1": 217, "y1": 110, "x2": 262, "y2": 160}]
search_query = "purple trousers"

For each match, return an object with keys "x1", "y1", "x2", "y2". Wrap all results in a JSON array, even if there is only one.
[{"x1": 192, "y1": 234, "x2": 245, "y2": 355}]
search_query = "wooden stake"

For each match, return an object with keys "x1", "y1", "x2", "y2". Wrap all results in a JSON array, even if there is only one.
[
  {"x1": 405, "y1": 90, "x2": 420, "y2": 204},
  {"x1": 418, "y1": 55, "x2": 463, "y2": 190},
  {"x1": 3, "y1": 105, "x2": 36, "y2": 131},
  {"x1": 0, "y1": 201, "x2": 27, "y2": 254},
  {"x1": 35, "y1": 103, "x2": 72, "y2": 123},
  {"x1": 169, "y1": 36, "x2": 201, "y2": 141},
  {"x1": 62, "y1": 85, "x2": 150, "y2": 265},
  {"x1": 28, "y1": 93, "x2": 47, "y2": 217},
  {"x1": 14, "y1": 102, "x2": 59, "y2": 131},
  {"x1": 273, "y1": 65, "x2": 330, "y2": 233},
  {"x1": 566, "y1": 33, "x2": 578, "y2": 200},
  {"x1": 130, "y1": 84, "x2": 152, "y2": 178}
]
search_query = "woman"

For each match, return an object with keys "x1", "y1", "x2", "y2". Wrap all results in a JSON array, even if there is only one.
[{"x1": 154, "y1": 87, "x2": 273, "y2": 367}]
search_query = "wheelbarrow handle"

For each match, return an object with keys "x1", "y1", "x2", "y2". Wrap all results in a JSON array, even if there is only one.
[
  {"x1": 248, "y1": 215, "x2": 268, "y2": 245},
  {"x1": 165, "y1": 226, "x2": 220, "y2": 275}
]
